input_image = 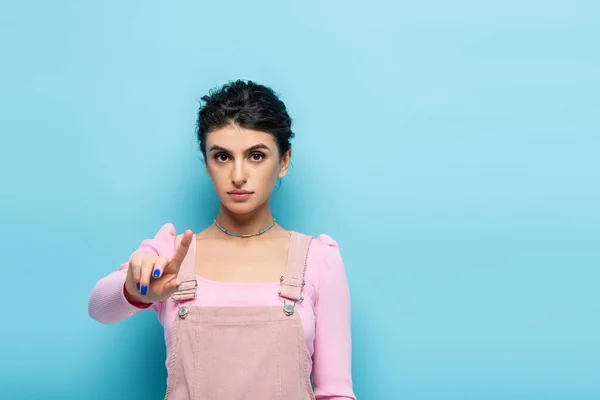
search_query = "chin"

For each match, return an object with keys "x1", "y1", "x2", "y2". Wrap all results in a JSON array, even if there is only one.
[{"x1": 222, "y1": 200, "x2": 258, "y2": 215}]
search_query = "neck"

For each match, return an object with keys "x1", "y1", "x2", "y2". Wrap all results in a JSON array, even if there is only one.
[{"x1": 215, "y1": 203, "x2": 275, "y2": 236}]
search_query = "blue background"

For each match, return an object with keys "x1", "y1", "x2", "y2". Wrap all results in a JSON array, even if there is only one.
[{"x1": 1, "y1": 1, "x2": 598, "y2": 399}]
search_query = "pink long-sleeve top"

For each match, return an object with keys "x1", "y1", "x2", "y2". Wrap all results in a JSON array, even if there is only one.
[{"x1": 88, "y1": 223, "x2": 356, "y2": 399}]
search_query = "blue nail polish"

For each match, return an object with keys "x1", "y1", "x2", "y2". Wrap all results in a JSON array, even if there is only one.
[
  {"x1": 153, "y1": 269, "x2": 160, "y2": 278},
  {"x1": 141, "y1": 285, "x2": 148, "y2": 296},
  {"x1": 136, "y1": 282, "x2": 140, "y2": 291}
]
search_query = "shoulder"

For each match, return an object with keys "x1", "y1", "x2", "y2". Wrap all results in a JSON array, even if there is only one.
[
  {"x1": 134, "y1": 222, "x2": 178, "y2": 258},
  {"x1": 297, "y1": 232, "x2": 345, "y2": 271},
  {"x1": 300, "y1": 232, "x2": 350, "y2": 301},
  {"x1": 151, "y1": 222, "x2": 178, "y2": 243},
  {"x1": 309, "y1": 233, "x2": 342, "y2": 258}
]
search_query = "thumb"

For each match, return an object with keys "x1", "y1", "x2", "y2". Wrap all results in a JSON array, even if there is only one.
[{"x1": 163, "y1": 277, "x2": 182, "y2": 296}]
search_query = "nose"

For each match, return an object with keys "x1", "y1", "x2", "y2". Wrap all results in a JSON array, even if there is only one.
[{"x1": 231, "y1": 158, "x2": 247, "y2": 187}]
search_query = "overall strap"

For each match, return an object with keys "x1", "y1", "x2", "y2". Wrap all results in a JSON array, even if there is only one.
[
  {"x1": 171, "y1": 233, "x2": 198, "y2": 302},
  {"x1": 279, "y1": 232, "x2": 313, "y2": 315}
]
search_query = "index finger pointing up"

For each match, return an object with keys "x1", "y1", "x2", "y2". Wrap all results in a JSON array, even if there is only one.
[{"x1": 165, "y1": 229, "x2": 193, "y2": 275}]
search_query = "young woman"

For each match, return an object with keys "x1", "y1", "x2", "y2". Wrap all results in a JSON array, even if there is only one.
[{"x1": 88, "y1": 80, "x2": 356, "y2": 400}]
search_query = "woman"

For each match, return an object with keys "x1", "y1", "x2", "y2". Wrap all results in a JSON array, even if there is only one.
[{"x1": 88, "y1": 80, "x2": 356, "y2": 400}]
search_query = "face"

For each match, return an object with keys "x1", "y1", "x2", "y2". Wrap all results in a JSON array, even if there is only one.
[{"x1": 205, "y1": 125, "x2": 291, "y2": 214}]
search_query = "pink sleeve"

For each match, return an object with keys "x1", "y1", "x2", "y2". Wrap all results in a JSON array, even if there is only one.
[
  {"x1": 87, "y1": 223, "x2": 177, "y2": 325},
  {"x1": 311, "y1": 234, "x2": 357, "y2": 400}
]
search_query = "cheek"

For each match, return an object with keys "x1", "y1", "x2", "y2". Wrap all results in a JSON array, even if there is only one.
[
  {"x1": 207, "y1": 165, "x2": 225, "y2": 184},
  {"x1": 250, "y1": 165, "x2": 279, "y2": 190},
  {"x1": 266, "y1": 163, "x2": 281, "y2": 182}
]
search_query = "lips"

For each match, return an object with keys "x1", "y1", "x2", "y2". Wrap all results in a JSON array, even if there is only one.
[
  {"x1": 227, "y1": 190, "x2": 254, "y2": 201},
  {"x1": 227, "y1": 190, "x2": 253, "y2": 195}
]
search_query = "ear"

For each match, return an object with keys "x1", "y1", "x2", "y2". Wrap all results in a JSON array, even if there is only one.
[{"x1": 278, "y1": 149, "x2": 292, "y2": 179}]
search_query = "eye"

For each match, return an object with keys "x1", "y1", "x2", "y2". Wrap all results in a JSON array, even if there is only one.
[
  {"x1": 214, "y1": 153, "x2": 231, "y2": 162},
  {"x1": 250, "y1": 152, "x2": 265, "y2": 162}
]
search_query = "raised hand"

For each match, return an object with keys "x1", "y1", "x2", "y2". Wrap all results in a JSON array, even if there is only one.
[{"x1": 124, "y1": 230, "x2": 194, "y2": 304}]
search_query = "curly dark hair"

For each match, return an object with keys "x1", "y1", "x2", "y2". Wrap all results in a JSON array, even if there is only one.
[{"x1": 196, "y1": 80, "x2": 295, "y2": 161}]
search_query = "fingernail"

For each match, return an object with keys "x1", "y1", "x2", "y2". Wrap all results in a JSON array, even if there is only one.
[
  {"x1": 136, "y1": 282, "x2": 140, "y2": 291},
  {"x1": 141, "y1": 285, "x2": 148, "y2": 296},
  {"x1": 153, "y1": 269, "x2": 160, "y2": 278}
]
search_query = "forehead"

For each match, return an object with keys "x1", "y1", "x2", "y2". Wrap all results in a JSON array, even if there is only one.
[{"x1": 206, "y1": 125, "x2": 276, "y2": 150}]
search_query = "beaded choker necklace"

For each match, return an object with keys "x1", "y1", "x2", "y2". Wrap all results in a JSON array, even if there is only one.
[{"x1": 213, "y1": 217, "x2": 276, "y2": 238}]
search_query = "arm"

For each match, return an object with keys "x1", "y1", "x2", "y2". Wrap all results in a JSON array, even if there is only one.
[
  {"x1": 87, "y1": 223, "x2": 176, "y2": 325},
  {"x1": 311, "y1": 235, "x2": 357, "y2": 400}
]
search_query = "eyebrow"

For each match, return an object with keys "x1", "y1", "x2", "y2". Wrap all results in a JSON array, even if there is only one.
[{"x1": 208, "y1": 143, "x2": 272, "y2": 153}]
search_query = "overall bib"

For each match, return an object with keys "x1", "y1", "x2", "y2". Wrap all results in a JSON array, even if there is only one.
[{"x1": 164, "y1": 231, "x2": 316, "y2": 400}]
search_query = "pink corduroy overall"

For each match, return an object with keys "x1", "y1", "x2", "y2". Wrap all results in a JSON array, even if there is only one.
[{"x1": 164, "y1": 231, "x2": 316, "y2": 400}]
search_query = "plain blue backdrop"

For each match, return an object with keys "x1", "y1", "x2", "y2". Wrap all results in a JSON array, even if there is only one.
[{"x1": 1, "y1": 1, "x2": 598, "y2": 399}]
